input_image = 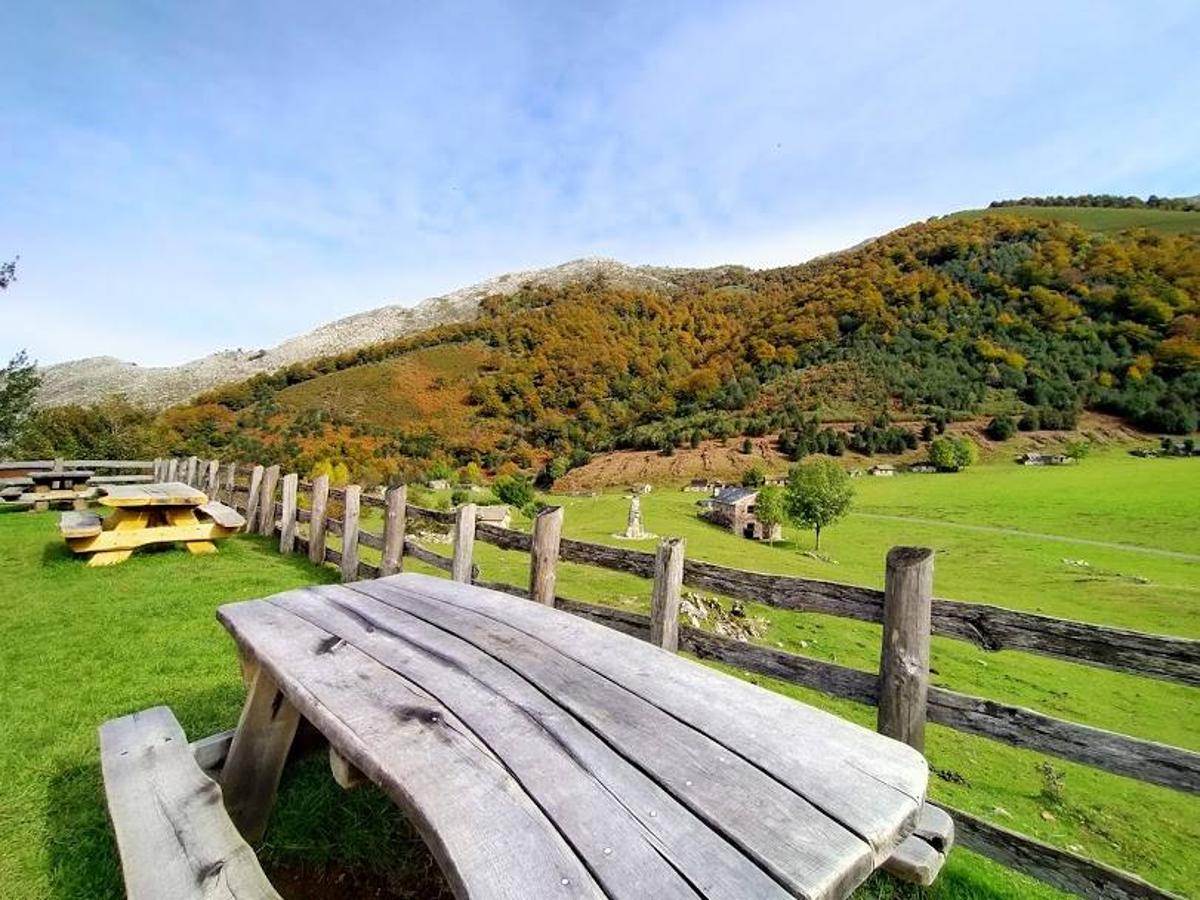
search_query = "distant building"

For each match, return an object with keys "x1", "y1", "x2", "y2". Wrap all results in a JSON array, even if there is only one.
[
  {"x1": 702, "y1": 487, "x2": 782, "y2": 541},
  {"x1": 868, "y1": 464, "x2": 896, "y2": 477},
  {"x1": 684, "y1": 479, "x2": 713, "y2": 492},
  {"x1": 474, "y1": 505, "x2": 512, "y2": 529},
  {"x1": 631, "y1": 483, "x2": 652, "y2": 495},
  {"x1": 908, "y1": 463, "x2": 937, "y2": 474},
  {"x1": 428, "y1": 479, "x2": 451, "y2": 490},
  {"x1": 1017, "y1": 453, "x2": 1072, "y2": 466}
]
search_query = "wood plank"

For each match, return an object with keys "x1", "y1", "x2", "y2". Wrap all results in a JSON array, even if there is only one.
[
  {"x1": 67, "y1": 521, "x2": 237, "y2": 555},
  {"x1": 358, "y1": 575, "x2": 926, "y2": 863},
  {"x1": 185, "y1": 456, "x2": 199, "y2": 487},
  {"x1": 98, "y1": 707, "x2": 281, "y2": 900},
  {"x1": 340, "y1": 485, "x2": 361, "y2": 582},
  {"x1": 403, "y1": 539, "x2": 454, "y2": 573},
  {"x1": 206, "y1": 459, "x2": 220, "y2": 496},
  {"x1": 167, "y1": 458, "x2": 179, "y2": 482},
  {"x1": 192, "y1": 729, "x2": 236, "y2": 773},
  {"x1": 328, "y1": 745, "x2": 367, "y2": 790},
  {"x1": 381, "y1": 485, "x2": 406, "y2": 576},
  {"x1": 218, "y1": 599, "x2": 607, "y2": 900},
  {"x1": 451, "y1": 503, "x2": 476, "y2": 583},
  {"x1": 99, "y1": 482, "x2": 207, "y2": 507},
  {"x1": 278, "y1": 473, "x2": 298, "y2": 554},
  {"x1": 59, "y1": 510, "x2": 102, "y2": 538},
  {"x1": 256, "y1": 465, "x2": 280, "y2": 536},
  {"x1": 529, "y1": 506, "x2": 563, "y2": 606},
  {"x1": 197, "y1": 500, "x2": 247, "y2": 530},
  {"x1": 307, "y1": 474, "x2": 329, "y2": 565},
  {"x1": 243, "y1": 466, "x2": 264, "y2": 532},
  {"x1": 881, "y1": 835, "x2": 944, "y2": 886},
  {"x1": 275, "y1": 586, "x2": 812, "y2": 900},
  {"x1": 877, "y1": 548, "x2": 934, "y2": 752},
  {"x1": 220, "y1": 666, "x2": 301, "y2": 842},
  {"x1": 650, "y1": 538, "x2": 685, "y2": 651}
]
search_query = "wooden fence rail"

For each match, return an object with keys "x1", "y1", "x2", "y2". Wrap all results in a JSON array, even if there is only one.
[{"x1": 92, "y1": 458, "x2": 1200, "y2": 899}]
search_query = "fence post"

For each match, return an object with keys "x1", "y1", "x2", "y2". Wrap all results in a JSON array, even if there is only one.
[
  {"x1": 877, "y1": 546, "x2": 935, "y2": 752},
  {"x1": 381, "y1": 485, "x2": 407, "y2": 576},
  {"x1": 151, "y1": 458, "x2": 162, "y2": 481},
  {"x1": 650, "y1": 537, "x2": 685, "y2": 652},
  {"x1": 206, "y1": 459, "x2": 220, "y2": 496},
  {"x1": 308, "y1": 475, "x2": 330, "y2": 564},
  {"x1": 340, "y1": 485, "x2": 361, "y2": 581},
  {"x1": 451, "y1": 503, "x2": 476, "y2": 583},
  {"x1": 529, "y1": 506, "x2": 564, "y2": 606},
  {"x1": 167, "y1": 458, "x2": 179, "y2": 482},
  {"x1": 244, "y1": 465, "x2": 264, "y2": 533},
  {"x1": 279, "y1": 473, "x2": 298, "y2": 554},
  {"x1": 53, "y1": 457, "x2": 64, "y2": 472},
  {"x1": 223, "y1": 462, "x2": 236, "y2": 504},
  {"x1": 257, "y1": 465, "x2": 281, "y2": 536},
  {"x1": 185, "y1": 456, "x2": 198, "y2": 487}
]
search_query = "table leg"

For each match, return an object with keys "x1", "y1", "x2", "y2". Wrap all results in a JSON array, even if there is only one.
[
  {"x1": 87, "y1": 508, "x2": 150, "y2": 567},
  {"x1": 221, "y1": 664, "x2": 300, "y2": 842},
  {"x1": 164, "y1": 507, "x2": 218, "y2": 555}
]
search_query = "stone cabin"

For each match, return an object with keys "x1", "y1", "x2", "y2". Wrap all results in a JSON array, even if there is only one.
[
  {"x1": 868, "y1": 464, "x2": 896, "y2": 477},
  {"x1": 702, "y1": 487, "x2": 782, "y2": 541},
  {"x1": 683, "y1": 479, "x2": 713, "y2": 492}
]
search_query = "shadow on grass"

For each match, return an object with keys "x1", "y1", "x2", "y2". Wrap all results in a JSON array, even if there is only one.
[{"x1": 44, "y1": 687, "x2": 448, "y2": 900}]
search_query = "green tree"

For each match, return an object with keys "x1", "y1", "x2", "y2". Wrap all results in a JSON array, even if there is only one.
[
  {"x1": 753, "y1": 485, "x2": 785, "y2": 546},
  {"x1": 0, "y1": 350, "x2": 40, "y2": 454},
  {"x1": 426, "y1": 458, "x2": 455, "y2": 482},
  {"x1": 783, "y1": 460, "x2": 854, "y2": 551},
  {"x1": 1064, "y1": 440, "x2": 1092, "y2": 460},
  {"x1": 493, "y1": 473, "x2": 535, "y2": 508},
  {"x1": 460, "y1": 461, "x2": 484, "y2": 485},
  {"x1": 953, "y1": 436, "x2": 979, "y2": 469},
  {"x1": 986, "y1": 415, "x2": 1016, "y2": 441},
  {"x1": 741, "y1": 464, "x2": 766, "y2": 488}
]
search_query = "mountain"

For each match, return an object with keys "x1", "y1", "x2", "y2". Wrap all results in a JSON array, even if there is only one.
[{"x1": 34, "y1": 257, "x2": 683, "y2": 409}]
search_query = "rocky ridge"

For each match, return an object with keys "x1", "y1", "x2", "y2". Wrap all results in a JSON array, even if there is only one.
[{"x1": 35, "y1": 257, "x2": 683, "y2": 409}]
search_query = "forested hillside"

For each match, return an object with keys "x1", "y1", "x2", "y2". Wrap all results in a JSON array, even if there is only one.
[{"x1": 20, "y1": 214, "x2": 1200, "y2": 484}]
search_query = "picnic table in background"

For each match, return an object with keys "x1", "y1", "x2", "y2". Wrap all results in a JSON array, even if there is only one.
[
  {"x1": 21, "y1": 469, "x2": 97, "y2": 510},
  {"x1": 60, "y1": 482, "x2": 244, "y2": 566}
]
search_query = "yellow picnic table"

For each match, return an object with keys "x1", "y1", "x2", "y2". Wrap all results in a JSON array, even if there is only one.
[{"x1": 60, "y1": 482, "x2": 245, "y2": 567}]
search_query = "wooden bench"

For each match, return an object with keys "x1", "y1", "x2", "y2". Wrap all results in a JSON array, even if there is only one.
[
  {"x1": 90, "y1": 474, "x2": 155, "y2": 485},
  {"x1": 208, "y1": 574, "x2": 931, "y2": 899},
  {"x1": 59, "y1": 510, "x2": 102, "y2": 538},
  {"x1": 197, "y1": 500, "x2": 246, "y2": 529},
  {"x1": 98, "y1": 706, "x2": 281, "y2": 900}
]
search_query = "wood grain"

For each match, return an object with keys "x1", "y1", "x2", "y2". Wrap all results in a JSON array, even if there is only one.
[{"x1": 98, "y1": 706, "x2": 281, "y2": 899}]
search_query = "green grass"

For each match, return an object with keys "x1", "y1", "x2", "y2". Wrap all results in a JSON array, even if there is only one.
[
  {"x1": 3, "y1": 448, "x2": 1197, "y2": 898},
  {"x1": 0, "y1": 511, "x2": 449, "y2": 899},
  {"x1": 951, "y1": 205, "x2": 1200, "y2": 235}
]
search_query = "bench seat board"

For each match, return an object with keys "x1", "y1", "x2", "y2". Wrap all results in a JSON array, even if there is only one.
[
  {"x1": 59, "y1": 510, "x2": 102, "y2": 538},
  {"x1": 198, "y1": 500, "x2": 247, "y2": 529},
  {"x1": 98, "y1": 706, "x2": 281, "y2": 900},
  {"x1": 218, "y1": 574, "x2": 927, "y2": 900},
  {"x1": 66, "y1": 521, "x2": 237, "y2": 554}
]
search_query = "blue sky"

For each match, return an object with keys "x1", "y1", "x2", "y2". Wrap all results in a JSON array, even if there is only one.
[{"x1": 3, "y1": 0, "x2": 1199, "y2": 366}]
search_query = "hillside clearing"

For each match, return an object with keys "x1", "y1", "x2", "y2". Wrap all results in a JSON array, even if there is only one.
[{"x1": 951, "y1": 205, "x2": 1200, "y2": 234}]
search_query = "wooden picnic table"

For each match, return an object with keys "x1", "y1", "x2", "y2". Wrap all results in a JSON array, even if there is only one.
[
  {"x1": 21, "y1": 469, "x2": 97, "y2": 510},
  {"x1": 216, "y1": 573, "x2": 930, "y2": 899},
  {"x1": 61, "y1": 481, "x2": 244, "y2": 566}
]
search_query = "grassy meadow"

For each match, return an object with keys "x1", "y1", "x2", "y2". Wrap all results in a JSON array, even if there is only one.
[
  {"x1": 951, "y1": 205, "x2": 1200, "y2": 235},
  {"x1": 1, "y1": 447, "x2": 1197, "y2": 898}
]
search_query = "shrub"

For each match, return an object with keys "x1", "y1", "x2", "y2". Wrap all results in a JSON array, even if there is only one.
[
  {"x1": 986, "y1": 415, "x2": 1016, "y2": 441},
  {"x1": 493, "y1": 474, "x2": 535, "y2": 508},
  {"x1": 742, "y1": 465, "x2": 766, "y2": 488}
]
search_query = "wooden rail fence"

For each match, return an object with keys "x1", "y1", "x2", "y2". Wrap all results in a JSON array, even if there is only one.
[{"x1": 12, "y1": 456, "x2": 1194, "y2": 900}]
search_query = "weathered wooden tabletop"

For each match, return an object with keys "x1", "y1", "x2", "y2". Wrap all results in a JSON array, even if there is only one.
[
  {"x1": 99, "y1": 481, "x2": 207, "y2": 507},
  {"x1": 218, "y1": 573, "x2": 927, "y2": 900},
  {"x1": 29, "y1": 469, "x2": 94, "y2": 483}
]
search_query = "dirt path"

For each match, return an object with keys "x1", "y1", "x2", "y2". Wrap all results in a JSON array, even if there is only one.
[{"x1": 852, "y1": 513, "x2": 1200, "y2": 563}]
